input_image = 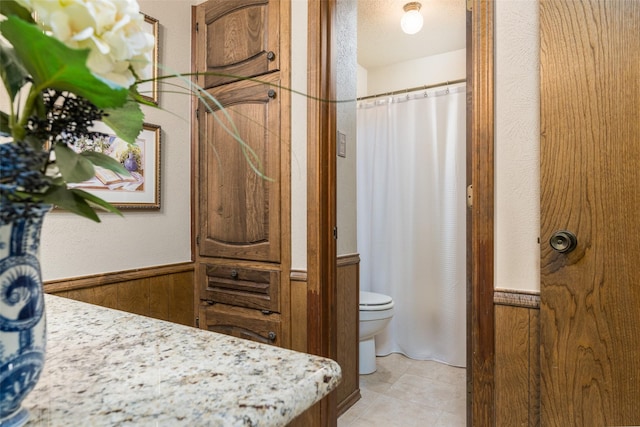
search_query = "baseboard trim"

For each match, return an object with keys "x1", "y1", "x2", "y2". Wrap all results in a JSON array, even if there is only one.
[
  {"x1": 337, "y1": 388, "x2": 361, "y2": 417},
  {"x1": 494, "y1": 288, "x2": 540, "y2": 309},
  {"x1": 44, "y1": 262, "x2": 195, "y2": 293},
  {"x1": 337, "y1": 253, "x2": 360, "y2": 267},
  {"x1": 290, "y1": 269, "x2": 308, "y2": 282},
  {"x1": 290, "y1": 254, "x2": 359, "y2": 281}
]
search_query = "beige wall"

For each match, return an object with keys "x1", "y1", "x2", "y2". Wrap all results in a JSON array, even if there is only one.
[
  {"x1": 291, "y1": 0, "x2": 308, "y2": 269},
  {"x1": 495, "y1": 0, "x2": 540, "y2": 292},
  {"x1": 336, "y1": 0, "x2": 358, "y2": 257},
  {"x1": 291, "y1": 0, "x2": 360, "y2": 265},
  {"x1": 40, "y1": 0, "x2": 196, "y2": 280},
  {"x1": 32, "y1": 0, "x2": 312, "y2": 278},
  {"x1": 15, "y1": 0, "x2": 535, "y2": 290},
  {"x1": 364, "y1": 49, "x2": 466, "y2": 96},
  {"x1": 358, "y1": 1, "x2": 540, "y2": 293}
]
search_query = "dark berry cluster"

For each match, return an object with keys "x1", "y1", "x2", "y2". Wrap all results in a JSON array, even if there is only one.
[
  {"x1": 26, "y1": 89, "x2": 106, "y2": 146},
  {"x1": 0, "y1": 141, "x2": 51, "y2": 225},
  {"x1": 1, "y1": 90, "x2": 108, "y2": 224}
]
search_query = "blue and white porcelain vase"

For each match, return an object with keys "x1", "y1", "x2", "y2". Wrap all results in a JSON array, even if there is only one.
[{"x1": 0, "y1": 204, "x2": 50, "y2": 427}]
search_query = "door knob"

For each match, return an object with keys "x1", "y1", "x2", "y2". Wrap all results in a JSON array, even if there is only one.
[{"x1": 549, "y1": 230, "x2": 577, "y2": 253}]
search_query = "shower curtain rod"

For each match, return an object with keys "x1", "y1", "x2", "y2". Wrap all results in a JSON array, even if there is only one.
[{"x1": 356, "y1": 78, "x2": 466, "y2": 101}]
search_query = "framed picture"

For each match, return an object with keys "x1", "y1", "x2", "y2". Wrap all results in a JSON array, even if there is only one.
[
  {"x1": 139, "y1": 13, "x2": 159, "y2": 104},
  {"x1": 70, "y1": 123, "x2": 161, "y2": 209}
]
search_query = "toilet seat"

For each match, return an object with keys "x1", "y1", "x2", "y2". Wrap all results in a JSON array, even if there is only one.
[{"x1": 359, "y1": 291, "x2": 394, "y2": 311}]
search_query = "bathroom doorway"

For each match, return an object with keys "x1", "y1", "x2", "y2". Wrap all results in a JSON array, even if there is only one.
[
  {"x1": 349, "y1": 0, "x2": 467, "y2": 422},
  {"x1": 306, "y1": 0, "x2": 497, "y2": 425},
  {"x1": 355, "y1": 0, "x2": 467, "y2": 363}
]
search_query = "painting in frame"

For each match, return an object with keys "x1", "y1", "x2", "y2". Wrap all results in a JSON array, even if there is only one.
[
  {"x1": 69, "y1": 122, "x2": 161, "y2": 209},
  {"x1": 139, "y1": 13, "x2": 159, "y2": 104}
]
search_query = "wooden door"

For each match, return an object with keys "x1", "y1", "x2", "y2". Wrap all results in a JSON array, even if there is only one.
[
  {"x1": 197, "y1": 73, "x2": 281, "y2": 262},
  {"x1": 540, "y1": 1, "x2": 640, "y2": 425},
  {"x1": 193, "y1": 0, "x2": 280, "y2": 89}
]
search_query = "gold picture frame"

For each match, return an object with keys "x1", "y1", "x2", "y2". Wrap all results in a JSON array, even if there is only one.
[
  {"x1": 139, "y1": 13, "x2": 159, "y2": 104},
  {"x1": 69, "y1": 123, "x2": 162, "y2": 209}
]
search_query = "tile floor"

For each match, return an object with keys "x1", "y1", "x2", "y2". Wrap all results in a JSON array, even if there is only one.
[{"x1": 338, "y1": 353, "x2": 466, "y2": 427}]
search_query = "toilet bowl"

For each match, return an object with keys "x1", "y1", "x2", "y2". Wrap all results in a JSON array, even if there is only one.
[{"x1": 359, "y1": 291, "x2": 394, "y2": 375}]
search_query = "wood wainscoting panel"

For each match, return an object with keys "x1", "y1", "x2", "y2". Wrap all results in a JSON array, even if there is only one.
[
  {"x1": 148, "y1": 272, "x2": 196, "y2": 327},
  {"x1": 45, "y1": 263, "x2": 195, "y2": 327},
  {"x1": 117, "y1": 278, "x2": 151, "y2": 317},
  {"x1": 288, "y1": 402, "x2": 320, "y2": 427},
  {"x1": 495, "y1": 304, "x2": 529, "y2": 426},
  {"x1": 290, "y1": 270, "x2": 309, "y2": 353},
  {"x1": 61, "y1": 285, "x2": 119, "y2": 310},
  {"x1": 290, "y1": 254, "x2": 361, "y2": 417},
  {"x1": 288, "y1": 270, "x2": 320, "y2": 427},
  {"x1": 494, "y1": 289, "x2": 540, "y2": 427},
  {"x1": 336, "y1": 254, "x2": 360, "y2": 416},
  {"x1": 529, "y1": 307, "x2": 540, "y2": 426}
]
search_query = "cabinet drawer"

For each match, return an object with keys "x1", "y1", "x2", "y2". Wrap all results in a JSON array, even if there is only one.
[
  {"x1": 199, "y1": 302, "x2": 281, "y2": 347},
  {"x1": 199, "y1": 263, "x2": 280, "y2": 312}
]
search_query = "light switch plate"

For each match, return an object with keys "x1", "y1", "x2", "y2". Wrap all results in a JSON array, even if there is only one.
[{"x1": 337, "y1": 131, "x2": 346, "y2": 158}]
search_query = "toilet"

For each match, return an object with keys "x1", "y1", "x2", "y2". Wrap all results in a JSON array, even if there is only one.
[{"x1": 359, "y1": 291, "x2": 394, "y2": 375}]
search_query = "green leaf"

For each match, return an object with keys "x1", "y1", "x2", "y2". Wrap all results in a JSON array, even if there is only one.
[
  {"x1": 0, "y1": 43, "x2": 29, "y2": 101},
  {"x1": 0, "y1": 16, "x2": 128, "y2": 109},
  {"x1": 23, "y1": 134, "x2": 44, "y2": 151},
  {"x1": 70, "y1": 188, "x2": 123, "y2": 216},
  {"x1": 42, "y1": 184, "x2": 101, "y2": 222},
  {"x1": 0, "y1": 1, "x2": 35, "y2": 23},
  {"x1": 81, "y1": 151, "x2": 130, "y2": 176},
  {"x1": 102, "y1": 100, "x2": 144, "y2": 144},
  {"x1": 0, "y1": 111, "x2": 9, "y2": 136},
  {"x1": 54, "y1": 144, "x2": 96, "y2": 183},
  {"x1": 129, "y1": 85, "x2": 158, "y2": 107}
]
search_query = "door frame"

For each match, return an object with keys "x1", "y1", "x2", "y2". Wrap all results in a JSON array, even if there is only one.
[
  {"x1": 306, "y1": 0, "x2": 338, "y2": 424},
  {"x1": 467, "y1": 1, "x2": 495, "y2": 425},
  {"x1": 306, "y1": 1, "x2": 496, "y2": 426}
]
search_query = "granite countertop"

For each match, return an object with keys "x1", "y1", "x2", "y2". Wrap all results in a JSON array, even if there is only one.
[{"x1": 22, "y1": 295, "x2": 341, "y2": 426}]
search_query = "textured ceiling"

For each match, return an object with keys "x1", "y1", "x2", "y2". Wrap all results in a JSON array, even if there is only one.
[{"x1": 358, "y1": 0, "x2": 467, "y2": 69}]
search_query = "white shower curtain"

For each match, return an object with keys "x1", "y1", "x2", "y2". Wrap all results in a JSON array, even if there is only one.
[{"x1": 356, "y1": 84, "x2": 466, "y2": 367}]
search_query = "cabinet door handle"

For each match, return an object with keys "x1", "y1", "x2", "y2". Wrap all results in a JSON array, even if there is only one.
[
  {"x1": 268, "y1": 89, "x2": 276, "y2": 99},
  {"x1": 267, "y1": 51, "x2": 276, "y2": 61},
  {"x1": 230, "y1": 269, "x2": 238, "y2": 279},
  {"x1": 267, "y1": 331, "x2": 277, "y2": 341}
]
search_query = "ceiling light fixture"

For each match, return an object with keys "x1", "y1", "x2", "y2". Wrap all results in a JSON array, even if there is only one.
[{"x1": 400, "y1": 2, "x2": 424, "y2": 35}]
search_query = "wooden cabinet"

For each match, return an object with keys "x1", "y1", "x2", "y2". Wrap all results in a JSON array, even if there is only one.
[{"x1": 193, "y1": 0, "x2": 290, "y2": 349}]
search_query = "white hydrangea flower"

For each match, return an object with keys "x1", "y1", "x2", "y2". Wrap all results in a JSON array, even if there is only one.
[{"x1": 17, "y1": 0, "x2": 155, "y2": 88}]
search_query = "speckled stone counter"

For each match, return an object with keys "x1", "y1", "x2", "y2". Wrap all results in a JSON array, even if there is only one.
[{"x1": 22, "y1": 295, "x2": 341, "y2": 426}]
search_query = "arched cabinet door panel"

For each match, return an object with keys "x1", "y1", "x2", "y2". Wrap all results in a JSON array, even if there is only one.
[
  {"x1": 198, "y1": 73, "x2": 281, "y2": 262},
  {"x1": 194, "y1": 0, "x2": 280, "y2": 89}
]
